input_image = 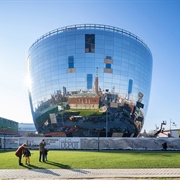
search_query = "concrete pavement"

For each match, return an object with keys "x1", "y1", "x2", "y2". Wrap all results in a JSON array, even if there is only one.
[{"x1": 0, "y1": 168, "x2": 180, "y2": 179}]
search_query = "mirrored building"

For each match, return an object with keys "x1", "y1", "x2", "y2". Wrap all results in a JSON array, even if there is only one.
[{"x1": 27, "y1": 24, "x2": 153, "y2": 137}]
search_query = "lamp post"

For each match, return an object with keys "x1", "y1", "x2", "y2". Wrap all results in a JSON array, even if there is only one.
[
  {"x1": 21, "y1": 123, "x2": 24, "y2": 131},
  {"x1": 104, "y1": 93, "x2": 109, "y2": 138},
  {"x1": 97, "y1": 129, "x2": 100, "y2": 152},
  {"x1": 2, "y1": 127, "x2": 6, "y2": 151},
  {"x1": 62, "y1": 111, "x2": 64, "y2": 126},
  {"x1": 4, "y1": 131, "x2": 5, "y2": 151},
  {"x1": 106, "y1": 106, "x2": 108, "y2": 137},
  {"x1": 170, "y1": 119, "x2": 176, "y2": 136}
]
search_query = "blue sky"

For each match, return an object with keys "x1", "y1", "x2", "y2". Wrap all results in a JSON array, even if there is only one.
[{"x1": 0, "y1": 0, "x2": 180, "y2": 132}]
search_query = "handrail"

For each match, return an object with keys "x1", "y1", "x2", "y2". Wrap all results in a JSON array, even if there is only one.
[{"x1": 29, "y1": 24, "x2": 151, "y2": 54}]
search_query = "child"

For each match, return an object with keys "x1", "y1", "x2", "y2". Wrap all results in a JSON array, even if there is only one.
[
  {"x1": 44, "y1": 148, "x2": 49, "y2": 161},
  {"x1": 23, "y1": 146, "x2": 31, "y2": 165}
]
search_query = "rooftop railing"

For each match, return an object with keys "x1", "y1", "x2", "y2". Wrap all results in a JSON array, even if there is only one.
[{"x1": 29, "y1": 24, "x2": 151, "y2": 53}]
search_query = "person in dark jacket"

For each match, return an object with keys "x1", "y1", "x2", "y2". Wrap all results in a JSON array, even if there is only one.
[
  {"x1": 39, "y1": 139, "x2": 46, "y2": 162},
  {"x1": 44, "y1": 148, "x2": 49, "y2": 161},
  {"x1": 162, "y1": 142, "x2": 167, "y2": 151},
  {"x1": 15, "y1": 143, "x2": 26, "y2": 165},
  {"x1": 23, "y1": 146, "x2": 31, "y2": 165}
]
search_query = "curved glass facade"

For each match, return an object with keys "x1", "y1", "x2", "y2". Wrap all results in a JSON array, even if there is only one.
[{"x1": 27, "y1": 24, "x2": 153, "y2": 137}]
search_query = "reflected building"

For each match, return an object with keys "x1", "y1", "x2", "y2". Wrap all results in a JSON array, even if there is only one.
[{"x1": 27, "y1": 24, "x2": 153, "y2": 137}]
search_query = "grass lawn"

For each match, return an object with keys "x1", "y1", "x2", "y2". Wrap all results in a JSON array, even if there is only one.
[{"x1": 0, "y1": 150, "x2": 180, "y2": 169}]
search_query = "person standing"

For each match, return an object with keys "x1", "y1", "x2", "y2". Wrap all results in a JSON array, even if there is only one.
[
  {"x1": 162, "y1": 142, "x2": 167, "y2": 151},
  {"x1": 39, "y1": 139, "x2": 46, "y2": 162},
  {"x1": 44, "y1": 148, "x2": 49, "y2": 161},
  {"x1": 23, "y1": 146, "x2": 31, "y2": 165},
  {"x1": 15, "y1": 143, "x2": 26, "y2": 165}
]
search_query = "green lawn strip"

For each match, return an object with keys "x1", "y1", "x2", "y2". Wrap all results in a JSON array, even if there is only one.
[{"x1": 0, "y1": 150, "x2": 180, "y2": 169}]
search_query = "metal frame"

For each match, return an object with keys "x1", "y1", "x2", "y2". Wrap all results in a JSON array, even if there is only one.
[{"x1": 29, "y1": 24, "x2": 151, "y2": 54}]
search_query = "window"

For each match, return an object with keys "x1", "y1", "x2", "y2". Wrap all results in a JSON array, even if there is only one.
[
  {"x1": 68, "y1": 56, "x2": 74, "y2": 68},
  {"x1": 106, "y1": 64, "x2": 111, "y2": 69},
  {"x1": 85, "y1": 34, "x2": 95, "y2": 53},
  {"x1": 106, "y1": 56, "x2": 112, "y2": 59},
  {"x1": 128, "y1": 79, "x2": 133, "y2": 94},
  {"x1": 87, "y1": 74, "x2": 93, "y2": 89}
]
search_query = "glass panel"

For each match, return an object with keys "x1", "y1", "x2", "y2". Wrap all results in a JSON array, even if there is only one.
[
  {"x1": 87, "y1": 74, "x2": 93, "y2": 89},
  {"x1": 106, "y1": 64, "x2": 111, "y2": 69},
  {"x1": 68, "y1": 56, "x2": 74, "y2": 68},
  {"x1": 85, "y1": 34, "x2": 95, "y2": 53},
  {"x1": 128, "y1": 79, "x2": 133, "y2": 93}
]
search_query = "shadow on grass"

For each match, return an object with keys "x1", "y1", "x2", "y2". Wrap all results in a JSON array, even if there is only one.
[
  {"x1": 26, "y1": 162, "x2": 90, "y2": 175},
  {"x1": 18, "y1": 163, "x2": 45, "y2": 170},
  {"x1": 28, "y1": 164, "x2": 45, "y2": 169},
  {"x1": 27, "y1": 164, "x2": 60, "y2": 176},
  {"x1": 45, "y1": 160, "x2": 70, "y2": 169},
  {"x1": 46, "y1": 161, "x2": 90, "y2": 174}
]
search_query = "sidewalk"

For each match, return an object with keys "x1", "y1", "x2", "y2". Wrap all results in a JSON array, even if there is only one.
[{"x1": 0, "y1": 168, "x2": 180, "y2": 179}]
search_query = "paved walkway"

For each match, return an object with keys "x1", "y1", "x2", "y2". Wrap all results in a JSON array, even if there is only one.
[{"x1": 0, "y1": 168, "x2": 180, "y2": 179}]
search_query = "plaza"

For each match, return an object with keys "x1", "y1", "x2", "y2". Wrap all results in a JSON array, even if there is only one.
[{"x1": 0, "y1": 168, "x2": 180, "y2": 179}]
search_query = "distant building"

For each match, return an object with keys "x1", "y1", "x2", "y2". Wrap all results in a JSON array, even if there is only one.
[
  {"x1": 0, "y1": 117, "x2": 18, "y2": 135},
  {"x1": 18, "y1": 123, "x2": 36, "y2": 136},
  {"x1": 163, "y1": 129, "x2": 180, "y2": 138}
]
